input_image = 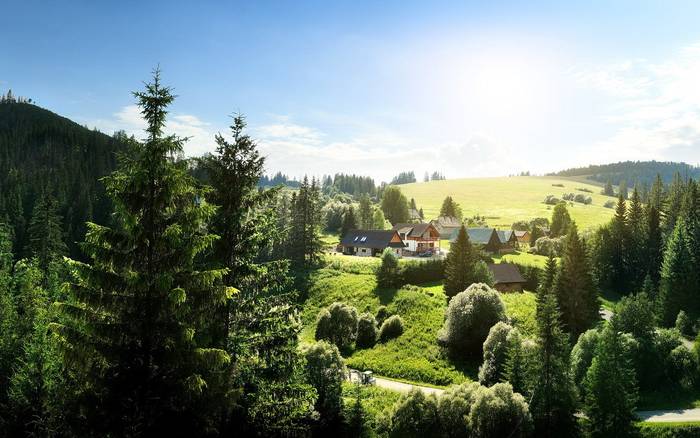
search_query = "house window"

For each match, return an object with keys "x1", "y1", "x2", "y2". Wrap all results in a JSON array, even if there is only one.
[
  {"x1": 354, "y1": 237, "x2": 359, "y2": 242},
  {"x1": 360, "y1": 236, "x2": 367, "y2": 242}
]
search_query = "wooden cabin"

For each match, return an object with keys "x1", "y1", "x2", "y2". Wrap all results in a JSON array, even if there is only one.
[
  {"x1": 392, "y1": 222, "x2": 440, "y2": 255},
  {"x1": 488, "y1": 263, "x2": 526, "y2": 292},
  {"x1": 340, "y1": 230, "x2": 405, "y2": 257}
]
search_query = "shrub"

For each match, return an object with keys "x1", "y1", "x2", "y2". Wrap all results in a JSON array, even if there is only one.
[
  {"x1": 603, "y1": 200, "x2": 615, "y2": 209},
  {"x1": 468, "y1": 383, "x2": 533, "y2": 438},
  {"x1": 573, "y1": 193, "x2": 592, "y2": 204},
  {"x1": 437, "y1": 382, "x2": 481, "y2": 438},
  {"x1": 668, "y1": 345, "x2": 697, "y2": 388},
  {"x1": 356, "y1": 313, "x2": 378, "y2": 349},
  {"x1": 375, "y1": 305, "x2": 391, "y2": 326},
  {"x1": 676, "y1": 310, "x2": 695, "y2": 337},
  {"x1": 570, "y1": 328, "x2": 601, "y2": 394},
  {"x1": 438, "y1": 283, "x2": 507, "y2": 358},
  {"x1": 562, "y1": 192, "x2": 575, "y2": 201},
  {"x1": 551, "y1": 183, "x2": 564, "y2": 187},
  {"x1": 534, "y1": 236, "x2": 564, "y2": 257},
  {"x1": 379, "y1": 315, "x2": 405, "y2": 343},
  {"x1": 400, "y1": 259, "x2": 445, "y2": 285},
  {"x1": 303, "y1": 341, "x2": 346, "y2": 422},
  {"x1": 377, "y1": 248, "x2": 401, "y2": 289},
  {"x1": 315, "y1": 302, "x2": 359, "y2": 351},
  {"x1": 385, "y1": 389, "x2": 440, "y2": 438},
  {"x1": 478, "y1": 322, "x2": 513, "y2": 386},
  {"x1": 543, "y1": 195, "x2": 560, "y2": 205},
  {"x1": 613, "y1": 292, "x2": 656, "y2": 339}
]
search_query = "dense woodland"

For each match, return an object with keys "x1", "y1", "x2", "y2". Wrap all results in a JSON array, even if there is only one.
[
  {"x1": 551, "y1": 160, "x2": 700, "y2": 186},
  {"x1": 3, "y1": 75, "x2": 700, "y2": 438}
]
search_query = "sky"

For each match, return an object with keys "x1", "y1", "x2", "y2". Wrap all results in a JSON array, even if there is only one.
[{"x1": 3, "y1": 0, "x2": 700, "y2": 182}]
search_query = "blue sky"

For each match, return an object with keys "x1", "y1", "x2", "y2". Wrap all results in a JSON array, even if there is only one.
[{"x1": 4, "y1": 1, "x2": 700, "y2": 181}]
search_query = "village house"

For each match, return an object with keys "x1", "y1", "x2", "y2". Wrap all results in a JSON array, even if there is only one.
[
  {"x1": 487, "y1": 263, "x2": 527, "y2": 292},
  {"x1": 514, "y1": 230, "x2": 530, "y2": 246},
  {"x1": 450, "y1": 227, "x2": 502, "y2": 253},
  {"x1": 430, "y1": 216, "x2": 462, "y2": 239},
  {"x1": 340, "y1": 230, "x2": 405, "y2": 257},
  {"x1": 392, "y1": 222, "x2": 441, "y2": 255},
  {"x1": 496, "y1": 230, "x2": 518, "y2": 253}
]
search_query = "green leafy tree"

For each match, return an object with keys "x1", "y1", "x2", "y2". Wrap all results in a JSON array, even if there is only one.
[
  {"x1": 373, "y1": 207, "x2": 387, "y2": 230},
  {"x1": 584, "y1": 324, "x2": 638, "y2": 438},
  {"x1": 439, "y1": 196, "x2": 463, "y2": 220},
  {"x1": 468, "y1": 383, "x2": 533, "y2": 438},
  {"x1": 314, "y1": 302, "x2": 358, "y2": 351},
  {"x1": 570, "y1": 328, "x2": 600, "y2": 395},
  {"x1": 550, "y1": 202, "x2": 572, "y2": 237},
  {"x1": 386, "y1": 389, "x2": 440, "y2": 438},
  {"x1": 356, "y1": 313, "x2": 378, "y2": 349},
  {"x1": 443, "y1": 225, "x2": 477, "y2": 298},
  {"x1": 52, "y1": 71, "x2": 232, "y2": 436},
  {"x1": 554, "y1": 223, "x2": 599, "y2": 337},
  {"x1": 381, "y1": 186, "x2": 410, "y2": 225},
  {"x1": 303, "y1": 341, "x2": 345, "y2": 425}
]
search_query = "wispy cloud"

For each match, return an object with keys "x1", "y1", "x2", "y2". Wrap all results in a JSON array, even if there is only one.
[{"x1": 573, "y1": 42, "x2": 700, "y2": 165}]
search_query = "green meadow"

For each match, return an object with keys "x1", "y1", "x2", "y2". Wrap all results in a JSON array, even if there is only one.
[{"x1": 400, "y1": 176, "x2": 615, "y2": 231}]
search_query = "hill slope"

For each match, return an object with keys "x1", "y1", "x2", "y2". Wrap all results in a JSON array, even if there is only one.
[
  {"x1": 0, "y1": 101, "x2": 125, "y2": 256},
  {"x1": 400, "y1": 176, "x2": 614, "y2": 230}
]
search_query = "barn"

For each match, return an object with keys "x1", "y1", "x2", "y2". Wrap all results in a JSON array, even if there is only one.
[{"x1": 487, "y1": 263, "x2": 526, "y2": 292}]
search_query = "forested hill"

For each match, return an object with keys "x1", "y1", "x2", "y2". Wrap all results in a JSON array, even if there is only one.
[
  {"x1": 550, "y1": 160, "x2": 700, "y2": 185},
  {"x1": 0, "y1": 101, "x2": 126, "y2": 257}
]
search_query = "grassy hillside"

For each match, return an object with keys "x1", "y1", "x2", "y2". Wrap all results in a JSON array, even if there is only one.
[
  {"x1": 301, "y1": 255, "x2": 538, "y2": 386},
  {"x1": 400, "y1": 176, "x2": 615, "y2": 231}
]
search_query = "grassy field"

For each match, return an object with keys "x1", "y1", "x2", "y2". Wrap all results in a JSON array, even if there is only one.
[
  {"x1": 493, "y1": 251, "x2": 551, "y2": 268},
  {"x1": 300, "y1": 257, "x2": 538, "y2": 386},
  {"x1": 400, "y1": 176, "x2": 615, "y2": 231}
]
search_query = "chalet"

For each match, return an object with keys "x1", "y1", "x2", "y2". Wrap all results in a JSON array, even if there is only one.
[
  {"x1": 514, "y1": 230, "x2": 530, "y2": 245},
  {"x1": 487, "y1": 263, "x2": 526, "y2": 292},
  {"x1": 392, "y1": 222, "x2": 441, "y2": 255},
  {"x1": 449, "y1": 227, "x2": 502, "y2": 254},
  {"x1": 496, "y1": 230, "x2": 518, "y2": 253},
  {"x1": 340, "y1": 230, "x2": 405, "y2": 257},
  {"x1": 430, "y1": 216, "x2": 462, "y2": 239}
]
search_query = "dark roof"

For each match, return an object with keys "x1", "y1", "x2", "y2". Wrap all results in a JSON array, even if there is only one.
[
  {"x1": 496, "y1": 230, "x2": 516, "y2": 244},
  {"x1": 449, "y1": 227, "x2": 497, "y2": 244},
  {"x1": 392, "y1": 223, "x2": 432, "y2": 238},
  {"x1": 340, "y1": 230, "x2": 405, "y2": 249},
  {"x1": 487, "y1": 263, "x2": 526, "y2": 284}
]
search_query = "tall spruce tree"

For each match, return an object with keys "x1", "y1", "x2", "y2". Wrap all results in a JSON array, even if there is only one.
[
  {"x1": 340, "y1": 206, "x2": 358, "y2": 238},
  {"x1": 658, "y1": 218, "x2": 697, "y2": 325},
  {"x1": 358, "y1": 194, "x2": 373, "y2": 229},
  {"x1": 288, "y1": 176, "x2": 322, "y2": 266},
  {"x1": 584, "y1": 324, "x2": 638, "y2": 438},
  {"x1": 52, "y1": 71, "x2": 231, "y2": 436},
  {"x1": 609, "y1": 194, "x2": 629, "y2": 292},
  {"x1": 627, "y1": 188, "x2": 646, "y2": 291},
  {"x1": 645, "y1": 202, "x2": 663, "y2": 290},
  {"x1": 664, "y1": 172, "x2": 685, "y2": 236},
  {"x1": 530, "y1": 277, "x2": 577, "y2": 437},
  {"x1": 24, "y1": 193, "x2": 67, "y2": 276},
  {"x1": 554, "y1": 223, "x2": 599, "y2": 337},
  {"x1": 443, "y1": 225, "x2": 476, "y2": 298}
]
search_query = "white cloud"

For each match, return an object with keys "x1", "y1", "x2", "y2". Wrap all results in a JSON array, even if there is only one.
[{"x1": 573, "y1": 42, "x2": 700, "y2": 166}]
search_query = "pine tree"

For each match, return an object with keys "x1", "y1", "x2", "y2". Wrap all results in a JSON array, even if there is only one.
[
  {"x1": 645, "y1": 203, "x2": 663, "y2": 290},
  {"x1": 439, "y1": 196, "x2": 462, "y2": 219},
  {"x1": 289, "y1": 176, "x2": 322, "y2": 266},
  {"x1": 658, "y1": 219, "x2": 697, "y2": 325},
  {"x1": 554, "y1": 223, "x2": 599, "y2": 337},
  {"x1": 664, "y1": 172, "x2": 685, "y2": 235},
  {"x1": 340, "y1": 206, "x2": 357, "y2": 238},
  {"x1": 503, "y1": 329, "x2": 529, "y2": 395},
  {"x1": 626, "y1": 188, "x2": 646, "y2": 291},
  {"x1": 358, "y1": 194, "x2": 373, "y2": 229},
  {"x1": 648, "y1": 173, "x2": 665, "y2": 211},
  {"x1": 609, "y1": 194, "x2": 629, "y2": 292},
  {"x1": 602, "y1": 180, "x2": 614, "y2": 196},
  {"x1": 618, "y1": 179, "x2": 628, "y2": 199},
  {"x1": 0, "y1": 224, "x2": 18, "y2": 408},
  {"x1": 443, "y1": 226, "x2": 476, "y2": 298},
  {"x1": 584, "y1": 324, "x2": 637, "y2": 438},
  {"x1": 52, "y1": 71, "x2": 231, "y2": 436},
  {"x1": 530, "y1": 283, "x2": 577, "y2": 437}
]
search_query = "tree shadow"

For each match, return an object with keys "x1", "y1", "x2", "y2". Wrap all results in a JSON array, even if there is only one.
[{"x1": 373, "y1": 285, "x2": 399, "y2": 305}]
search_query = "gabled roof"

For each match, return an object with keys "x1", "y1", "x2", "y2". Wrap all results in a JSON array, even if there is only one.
[
  {"x1": 392, "y1": 222, "x2": 436, "y2": 238},
  {"x1": 341, "y1": 230, "x2": 405, "y2": 249},
  {"x1": 431, "y1": 216, "x2": 462, "y2": 227},
  {"x1": 496, "y1": 230, "x2": 516, "y2": 244},
  {"x1": 409, "y1": 208, "x2": 422, "y2": 220},
  {"x1": 449, "y1": 227, "x2": 498, "y2": 245},
  {"x1": 487, "y1": 263, "x2": 526, "y2": 284},
  {"x1": 514, "y1": 230, "x2": 529, "y2": 238}
]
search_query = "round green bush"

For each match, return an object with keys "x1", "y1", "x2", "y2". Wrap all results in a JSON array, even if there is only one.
[
  {"x1": 438, "y1": 283, "x2": 506, "y2": 358},
  {"x1": 356, "y1": 312, "x2": 378, "y2": 349},
  {"x1": 478, "y1": 322, "x2": 513, "y2": 386},
  {"x1": 375, "y1": 305, "x2": 391, "y2": 326},
  {"x1": 303, "y1": 341, "x2": 346, "y2": 421},
  {"x1": 385, "y1": 389, "x2": 439, "y2": 438},
  {"x1": 379, "y1": 315, "x2": 404, "y2": 343},
  {"x1": 315, "y1": 302, "x2": 358, "y2": 351},
  {"x1": 468, "y1": 383, "x2": 532, "y2": 438}
]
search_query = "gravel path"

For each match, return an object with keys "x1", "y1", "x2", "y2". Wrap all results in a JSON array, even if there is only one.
[{"x1": 637, "y1": 408, "x2": 700, "y2": 423}]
